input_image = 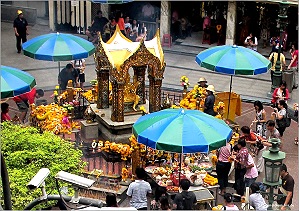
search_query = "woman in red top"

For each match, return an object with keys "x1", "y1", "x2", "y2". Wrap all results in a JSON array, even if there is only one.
[
  {"x1": 1, "y1": 102, "x2": 11, "y2": 122},
  {"x1": 271, "y1": 80, "x2": 289, "y2": 108},
  {"x1": 288, "y1": 43, "x2": 298, "y2": 89},
  {"x1": 116, "y1": 11, "x2": 125, "y2": 36}
]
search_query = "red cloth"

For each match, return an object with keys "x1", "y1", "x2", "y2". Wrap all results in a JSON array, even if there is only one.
[
  {"x1": 1, "y1": 112, "x2": 11, "y2": 122},
  {"x1": 240, "y1": 132, "x2": 257, "y2": 142},
  {"x1": 271, "y1": 87, "x2": 290, "y2": 104},
  {"x1": 117, "y1": 18, "x2": 125, "y2": 30},
  {"x1": 291, "y1": 50, "x2": 298, "y2": 67},
  {"x1": 13, "y1": 88, "x2": 36, "y2": 104}
]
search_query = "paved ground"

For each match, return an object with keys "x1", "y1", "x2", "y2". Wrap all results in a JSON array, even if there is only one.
[
  {"x1": 1, "y1": 21, "x2": 298, "y2": 107},
  {"x1": 5, "y1": 89, "x2": 298, "y2": 210},
  {"x1": 1, "y1": 20, "x2": 298, "y2": 209}
]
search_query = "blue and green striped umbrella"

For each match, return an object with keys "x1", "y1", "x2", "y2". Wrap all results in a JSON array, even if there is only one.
[
  {"x1": 22, "y1": 32, "x2": 95, "y2": 61},
  {"x1": 195, "y1": 45, "x2": 271, "y2": 118},
  {"x1": 1, "y1": 65, "x2": 36, "y2": 99},
  {"x1": 195, "y1": 45, "x2": 271, "y2": 75},
  {"x1": 133, "y1": 108, "x2": 232, "y2": 153}
]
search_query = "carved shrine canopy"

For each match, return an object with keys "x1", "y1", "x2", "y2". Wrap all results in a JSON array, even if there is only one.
[
  {"x1": 99, "y1": 25, "x2": 165, "y2": 70},
  {"x1": 95, "y1": 25, "x2": 166, "y2": 122}
]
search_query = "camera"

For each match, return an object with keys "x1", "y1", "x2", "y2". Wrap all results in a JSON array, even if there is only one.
[
  {"x1": 55, "y1": 171, "x2": 95, "y2": 188},
  {"x1": 27, "y1": 168, "x2": 50, "y2": 190}
]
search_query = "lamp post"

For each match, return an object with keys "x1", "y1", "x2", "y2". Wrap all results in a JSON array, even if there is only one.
[
  {"x1": 271, "y1": 0, "x2": 289, "y2": 92},
  {"x1": 262, "y1": 138, "x2": 286, "y2": 210}
]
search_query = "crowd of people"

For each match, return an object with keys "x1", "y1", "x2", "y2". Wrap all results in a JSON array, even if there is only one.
[
  {"x1": 86, "y1": 10, "x2": 149, "y2": 44},
  {"x1": 99, "y1": 161, "x2": 293, "y2": 210}
]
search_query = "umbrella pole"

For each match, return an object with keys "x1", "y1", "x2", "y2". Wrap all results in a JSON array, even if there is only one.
[
  {"x1": 58, "y1": 61, "x2": 61, "y2": 74},
  {"x1": 179, "y1": 154, "x2": 182, "y2": 187},
  {"x1": 227, "y1": 75, "x2": 233, "y2": 120}
]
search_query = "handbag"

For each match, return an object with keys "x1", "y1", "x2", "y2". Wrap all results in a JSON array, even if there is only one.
[{"x1": 276, "y1": 113, "x2": 291, "y2": 128}]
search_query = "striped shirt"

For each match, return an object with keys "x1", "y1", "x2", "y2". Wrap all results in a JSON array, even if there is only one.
[{"x1": 218, "y1": 143, "x2": 231, "y2": 162}]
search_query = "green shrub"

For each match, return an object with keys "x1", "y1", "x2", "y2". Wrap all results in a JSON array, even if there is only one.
[{"x1": 1, "y1": 122, "x2": 86, "y2": 210}]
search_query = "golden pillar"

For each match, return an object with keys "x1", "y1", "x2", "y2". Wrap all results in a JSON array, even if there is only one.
[
  {"x1": 96, "y1": 68, "x2": 109, "y2": 109},
  {"x1": 111, "y1": 82, "x2": 125, "y2": 122},
  {"x1": 148, "y1": 75, "x2": 162, "y2": 113},
  {"x1": 133, "y1": 65, "x2": 146, "y2": 104}
]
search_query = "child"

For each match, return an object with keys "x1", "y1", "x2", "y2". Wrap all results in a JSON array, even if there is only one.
[
  {"x1": 1, "y1": 102, "x2": 11, "y2": 122},
  {"x1": 223, "y1": 193, "x2": 239, "y2": 210}
]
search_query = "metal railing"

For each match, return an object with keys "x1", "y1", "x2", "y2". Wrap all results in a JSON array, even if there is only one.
[{"x1": 144, "y1": 89, "x2": 183, "y2": 106}]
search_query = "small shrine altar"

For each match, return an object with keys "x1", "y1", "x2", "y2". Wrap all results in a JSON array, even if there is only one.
[{"x1": 90, "y1": 25, "x2": 166, "y2": 142}]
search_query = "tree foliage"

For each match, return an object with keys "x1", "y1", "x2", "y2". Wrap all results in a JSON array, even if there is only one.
[{"x1": 1, "y1": 122, "x2": 86, "y2": 210}]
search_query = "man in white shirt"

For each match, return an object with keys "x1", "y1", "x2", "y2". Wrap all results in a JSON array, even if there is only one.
[
  {"x1": 244, "y1": 33, "x2": 258, "y2": 51},
  {"x1": 142, "y1": 3, "x2": 155, "y2": 20},
  {"x1": 127, "y1": 168, "x2": 152, "y2": 210}
]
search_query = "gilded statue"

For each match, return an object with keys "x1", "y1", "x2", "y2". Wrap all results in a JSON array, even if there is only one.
[{"x1": 124, "y1": 74, "x2": 141, "y2": 111}]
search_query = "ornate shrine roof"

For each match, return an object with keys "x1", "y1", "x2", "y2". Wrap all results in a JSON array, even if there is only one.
[{"x1": 99, "y1": 25, "x2": 164, "y2": 70}]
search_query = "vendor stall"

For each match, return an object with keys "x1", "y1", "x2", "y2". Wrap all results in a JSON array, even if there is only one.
[{"x1": 128, "y1": 108, "x2": 233, "y2": 205}]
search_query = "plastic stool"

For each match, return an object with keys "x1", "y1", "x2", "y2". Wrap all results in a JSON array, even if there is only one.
[{"x1": 162, "y1": 34, "x2": 172, "y2": 48}]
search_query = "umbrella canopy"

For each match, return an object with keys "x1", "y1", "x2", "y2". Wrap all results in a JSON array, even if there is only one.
[
  {"x1": 195, "y1": 45, "x2": 271, "y2": 75},
  {"x1": 133, "y1": 108, "x2": 233, "y2": 153},
  {"x1": 195, "y1": 45, "x2": 271, "y2": 119},
  {"x1": 1, "y1": 65, "x2": 36, "y2": 98},
  {"x1": 22, "y1": 32, "x2": 95, "y2": 61}
]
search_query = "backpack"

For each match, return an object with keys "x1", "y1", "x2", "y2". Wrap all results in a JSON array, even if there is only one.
[
  {"x1": 276, "y1": 110, "x2": 291, "y2": 128},
  {"x1": 176, "y1": 193, "x2": 188, "y2": 210}
]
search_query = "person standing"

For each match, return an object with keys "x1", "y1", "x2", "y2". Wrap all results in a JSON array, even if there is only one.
[
  {"x1": 124, "y1": 16, "x2": 132, "y2": 37},
  {"x1": 86, "y1": 10, "x2": 108, "y2": 44},
  {"x1": 240, "y1": 126, "x2": 266, "y2": 174},
  {"x1": 58, "y1": 63, "x2": 79, "y2": 90},
  {"x1": 12, "y1": 88, "x2": 44, "y2": 123},
  {"x1": 277, "y1": 164, "x2": 294, "y2": 210},
  {"x1": 244, "y1": 153, "x2": 258, "y2": 188},
  {"x1": 13, "y1": 10, "x2": 28, "y2": 53},
  {"x1": 271, "y1": 100, "x2": 288, "y2": 138},
  {"x1": 204, "y1": 85, "x2": 216, "y2": 116},
  {"x1": 202, "y1": 12, "x2": 212, "y2": 42},
  {"x1": 287, "y1": 43, "x2": 298, "y2": 89},
  {"x1": 271, "y1": 81, "x2": 289, "y2": 108},
  {"x1": 197, "y1": 77, "x2": 208, "y2": 88},
  {"x1": 216, "y1": 143, "x2": 232, "y2": 195},
  {"x1": 173, "y1": 179, "x2": 197, "y2": 210},
  {"x1": 251, "y1": 101, "x2": 267, "y2": 138},
  {"x1": 116, "y1": 11, "x2": 125, "y2": 36},
  {"x1": 231, "y1": 139, "x2": 248, "y2": 200},
  {"x1": 127, "y1": 168, "x2": 152, "y2": 210},
  {"x1": 269, "y1": 48, "x2": 286, "y2": 86},
  {"x1": 71, "y1": 59, "x2": 86, "y2": 89},
  {"x1": 244, "y1": 33, "x2": 258, "y2": 51},
  {"x1": 142, "y1": 2, "x2": 155, "y2": 21}
]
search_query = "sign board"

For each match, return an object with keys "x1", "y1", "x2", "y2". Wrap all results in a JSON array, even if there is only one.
[{"x1": 71, "y1": 0, "x2": 79, "y2": 7}]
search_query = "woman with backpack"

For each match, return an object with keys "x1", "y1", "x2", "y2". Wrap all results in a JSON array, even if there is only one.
[{"x1": 271, "y1": 100, "x2": 289, "y2": 137}]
